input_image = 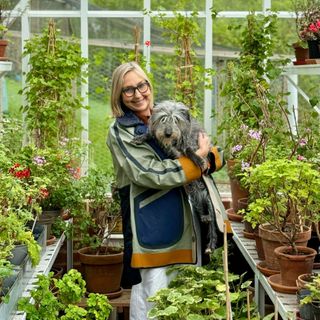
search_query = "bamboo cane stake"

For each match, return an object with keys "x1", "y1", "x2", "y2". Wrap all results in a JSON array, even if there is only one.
[
  {"x1": 247, "y1": 289, "x2": 251, "y2": 320},
  {"x1": 223, "y1": 222, "x2": 232, "y2": 320},
  {"x1": 274, "y1": 300, "x2": 278, "y2": 320}
]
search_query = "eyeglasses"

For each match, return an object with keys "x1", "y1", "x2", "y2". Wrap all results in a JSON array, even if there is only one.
[{"x1": 122, "y1": 81, "x2": 150, "y2": 97}]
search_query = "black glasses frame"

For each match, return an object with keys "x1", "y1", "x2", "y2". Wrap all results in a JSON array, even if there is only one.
[{"x1": 122, "y1": 81, "x2": 150, "y2": 97}]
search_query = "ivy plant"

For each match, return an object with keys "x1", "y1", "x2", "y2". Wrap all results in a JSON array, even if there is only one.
[
  {"x1": 152, "y1": 0, "x2": 215, "y2": 117},
  {"x1": 20, "y1": 19, "x2": 89, "y2": 148}
]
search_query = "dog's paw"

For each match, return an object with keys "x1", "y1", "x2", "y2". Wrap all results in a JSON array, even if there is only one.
[
  {"x1": 200, "y1": 214, "x2": 212, "y2": 223},
  {"x1": 131, "y1": 134, "x2": 148, "y2": 145}
]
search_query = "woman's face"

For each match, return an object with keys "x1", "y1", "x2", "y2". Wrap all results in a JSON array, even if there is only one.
[{"x1": 121, "y1": 71, "x2": 151, "y2": 116}]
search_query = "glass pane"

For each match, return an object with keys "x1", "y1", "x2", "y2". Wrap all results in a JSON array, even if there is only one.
[
  {"x1": 212, "y1": 0, "x2": 263, "y2": 12},
  {"x1": 151, "y1": 1, "x2": 205, "y2": 11},
  {"x1": 30, "y1": 0, "x2": 79, "y2": 10},
  {"x1": 88, "y1": 18, "x2": 143, "y2": 171},
  {"x1": 88, "y1": 0, "x2": 143, "y2": 10},
  {"x1": 272, "y1": 0, "x2": 294, "y2": 11},
  {"x1": 30, "y1": 18, "x2": 80, "y2": 37}
]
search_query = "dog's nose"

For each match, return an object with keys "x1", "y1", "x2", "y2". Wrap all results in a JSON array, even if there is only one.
[{"x1": 164, "y1": 127, "x2": 172, "y2": 137}]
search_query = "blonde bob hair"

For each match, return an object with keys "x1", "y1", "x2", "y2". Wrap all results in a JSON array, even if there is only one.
[{"x1": 110, "y1": 61, "x2": 154, "y2": 118}]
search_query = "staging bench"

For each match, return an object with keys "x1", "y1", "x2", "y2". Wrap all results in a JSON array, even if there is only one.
[
  {"x1": 7, "y1": 223, "x2": 72, "y2": 320},
  {"x1": 231, "y1": 220, "x2": 300, "y2": 320}
]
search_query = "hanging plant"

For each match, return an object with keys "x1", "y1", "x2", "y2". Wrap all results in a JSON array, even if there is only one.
[{"x1": 20, "y1": 19, "x2": 89, "y2": 148}]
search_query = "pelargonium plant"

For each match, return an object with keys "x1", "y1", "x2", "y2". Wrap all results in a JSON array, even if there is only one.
[{"x1": 293, "y1": 0, "x2": 320, "y2": 41}]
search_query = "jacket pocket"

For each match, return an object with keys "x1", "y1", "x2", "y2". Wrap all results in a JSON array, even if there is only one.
[{"x1": 133, "y1": 188, "x2": 184, "y2": 249}]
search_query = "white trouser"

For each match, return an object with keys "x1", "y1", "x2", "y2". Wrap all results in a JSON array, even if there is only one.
[
  {"x1": 130, "y1": 267, "x2": 173, "y2": 320},
  {"x1": 130, "y1": 203, "x2": 202, "y2": 320}
]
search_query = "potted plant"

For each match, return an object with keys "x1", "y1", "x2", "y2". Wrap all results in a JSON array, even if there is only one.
[
  {"x1": 292, "y1": 40, "x2": 309, "y2": 64},
  {"x1": 242, "y1": 158, "x2": 320, "y2": 284},
  {"x1": 18, "y1": 269, "x2": 113, "y2": 319},
  {"x1": 0, "y1": 245, "x2": 14, "y2": 301},
  {"x1": 78, "y1": 176, "x2": 123, "y2": 296},
  {"x1": 292, "y1": 0, "x2": 320, "y2": 59},
  {"x1": 20, "y1": 19, "x2": 88, "y2": 149},
  {"x1": 0, "y1": 0, "x2": 13, "y2": 58},
  {"x1": 298, "y1": 273, "x2": 320, "y2": 319},
  {"x1": 218, "y1": 12, "x2": 290, "y2": 214}
]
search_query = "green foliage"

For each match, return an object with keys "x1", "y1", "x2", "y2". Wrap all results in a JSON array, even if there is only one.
[
  {"x1": 86, "y1": 293, "x2": 113, "y2": 320},
  {"x1": 18, "y1": 272, "x2": 61, "y2": 320},
  {"x1": 21, "y1": 19, "x2": 88, "y2": 148},
  {"x1": 242, "y1": 158, "x2": 320, "y2": 251},
  {"x1": 153, "y1": 0, "x2": 215, "y2": 116},
  {"x1": 218, "y1": 11, "x2": 291, "y2": 179},
  {"x1": 0, "y1": 0, "x2": 15, "y2": 39},
  {"x1": 18, "y1": 269, "x2": 112, "y2": 320},
  {"x1": 53, "y1": 269, "x2": 86, "y2": 305},
  {"x1": 301, "y1": 273, "x2": 320, "y2": 304},
  {"x1": 77, "y1": 169, "x2": 122, "y2": 252},
  {"x1": 148, "y1": 247, "x2": 261, "y2": 319}
]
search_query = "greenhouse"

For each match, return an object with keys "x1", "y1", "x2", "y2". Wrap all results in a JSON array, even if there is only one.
[{"x1": 1, "y1": 0, "x2": 320, "y2": 319}]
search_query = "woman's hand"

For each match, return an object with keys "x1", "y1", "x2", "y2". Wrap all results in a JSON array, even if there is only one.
[{"x1": 196, "y1": 132, "x2": 211, "y2": 158}]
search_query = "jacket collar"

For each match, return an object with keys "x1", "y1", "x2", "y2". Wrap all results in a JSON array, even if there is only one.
[{"x1": 116, "y1": 108, "x2": 148, "y2": 136}]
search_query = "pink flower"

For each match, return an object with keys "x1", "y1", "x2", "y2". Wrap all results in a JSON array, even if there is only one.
[
  {"x1": 308, "y1": 23, "x2": 318, "y2": 33},
  {"x1": 145, "y1": 40, "x2": 151, "y2": 47},
  {"x1": 316, "y1": 20, "x2": 320, "y2": 28},
  {"x1": 297, "y1": 155, "x2": 306, "y2": 161},
  {"x1": 299, "y1": 138, "x2": 307, "y2": 147}
]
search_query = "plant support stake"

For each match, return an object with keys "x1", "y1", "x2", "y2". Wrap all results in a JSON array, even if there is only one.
[{"x1": 223, "y1": 222, "x2": 232, "y2": 320}]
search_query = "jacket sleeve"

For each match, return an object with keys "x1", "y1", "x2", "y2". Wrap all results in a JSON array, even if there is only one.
[
  {"x1": 206, "y1": 146, "x2": 225, "y2": 175},
  {"x1": 107, "y1": 122, "x2": 202, "y2": 190}
]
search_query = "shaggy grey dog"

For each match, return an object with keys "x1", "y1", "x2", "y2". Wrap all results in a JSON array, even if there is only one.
[{"x1": 132, "y1": 100, "x2": 218, "y2": 253}]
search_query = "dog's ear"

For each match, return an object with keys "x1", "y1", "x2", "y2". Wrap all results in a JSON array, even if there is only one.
[{"x1": 182, "y1": 107, "x2": 191, "y2": 122}]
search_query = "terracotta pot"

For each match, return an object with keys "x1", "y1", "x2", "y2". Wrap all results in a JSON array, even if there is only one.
[
  {"x1": 0, "y1": 39, "x2": 8, "y2": 58},
  {"x1": 297, "y1": 273, "x2": 317, "y2": 290},
  {"x1": 259, "y1": 223, "x2": 311, "y2": 271},
  {"x1": 293, "y1": 45, "x2": 309, "y2": 62},
  {"x1": 227, "y1": 160, "x2": 249, "y2": 213},
  {"x1": 274, "y1": 246, "x2": 317, "y2": 287},
  {"x1": 78, "y1": 246, "x2": 123, "y2": 295},
  {"x1": 253, "y1": 227, "x2": 265, "y2": 260}
]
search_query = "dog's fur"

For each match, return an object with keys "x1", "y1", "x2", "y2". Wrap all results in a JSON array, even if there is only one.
[{"x1": 132, "y1": 100, "x2": 218, "y2": 253}]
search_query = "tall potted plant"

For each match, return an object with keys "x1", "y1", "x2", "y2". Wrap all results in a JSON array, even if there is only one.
[
  {"x1": 21, "y1": 18, "x2": 88, "y2": 149},
  {"x1": 78, "y1": 175, "x2": 123, "y2": 296},
  {"x1": 242, "y1": 158, "x2": 320, "y2": 288},
  {"x1": 218, "y1": 11, "x2": 290, "y2": 213}
]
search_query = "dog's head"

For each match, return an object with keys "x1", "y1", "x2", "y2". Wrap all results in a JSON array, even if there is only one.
[{"x1": 149, "y1": 100, "x2": 191, "y2": 149}]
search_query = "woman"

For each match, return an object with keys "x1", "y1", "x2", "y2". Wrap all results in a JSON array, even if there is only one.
[{"x1": 107, "y1": 61, "x2": 224, "y2": 319}]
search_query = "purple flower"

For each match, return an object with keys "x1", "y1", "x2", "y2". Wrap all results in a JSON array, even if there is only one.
[
  {"x1": 33, "y1": 156, "x2": 46, "y2": 166},
  {"x1": 299, "y1": 138, "x2": 307, "y2": 147},
  {"x1": 241, "y1": 161, "x2": 250, "y2": 171},
  {"x1": 231, "y1": 145, "x2": 243, "y2": 153},
  {"x1": 248, "y1": 129, "x2": 262, "y2": 140},
  {"x1": 240, "y1": 124, "x2": 248, "y2": 131}
]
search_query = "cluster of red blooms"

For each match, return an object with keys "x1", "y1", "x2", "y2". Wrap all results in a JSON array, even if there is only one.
[
  {"x1": 9, "y1": 163, "x2": 31, "y2": 179},
  {"x1": 66, "y1": 164, "x2": 81, "y2": 179},
  {"x1": 40, "y1": 188, "x2": 49, "y2": 198}
]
